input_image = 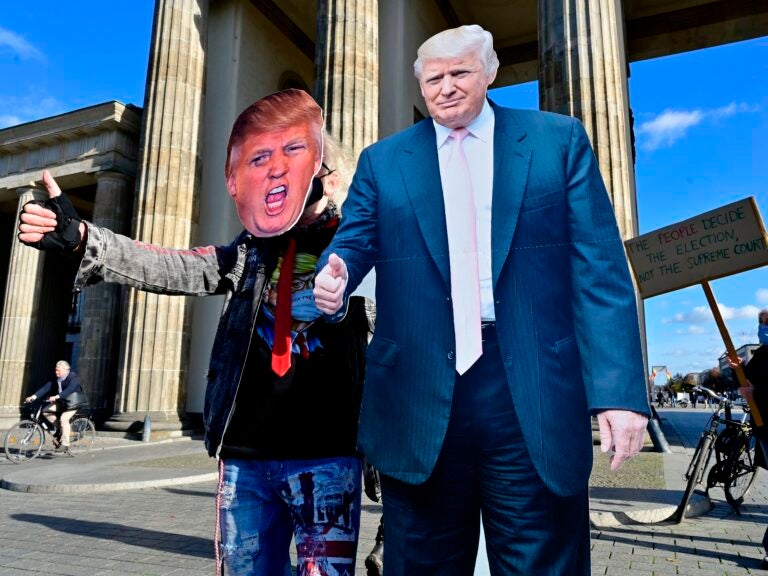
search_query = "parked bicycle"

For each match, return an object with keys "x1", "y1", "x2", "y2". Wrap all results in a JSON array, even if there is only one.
[
  {"x1": 673, "y1": 384, "x2": 759, "y2": 522},
  {"x1": 3, "y1": 399, "x2": 96, "y2": 463}
]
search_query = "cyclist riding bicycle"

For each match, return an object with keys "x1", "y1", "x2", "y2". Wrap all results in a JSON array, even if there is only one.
[{"x1": 24, "y1": 360, "x2": 88, "y2": 454}]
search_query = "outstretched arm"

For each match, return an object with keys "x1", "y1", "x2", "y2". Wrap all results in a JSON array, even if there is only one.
[{"x1": 18, "y1": 171, "x2": 231, "y2": 296}]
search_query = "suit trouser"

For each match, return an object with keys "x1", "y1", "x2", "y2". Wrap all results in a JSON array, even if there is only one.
[{"x1": 380, "y1": 324, "x2": 590, "y2": 576}]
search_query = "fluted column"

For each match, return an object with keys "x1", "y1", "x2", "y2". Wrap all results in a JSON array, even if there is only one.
[
  {"x1": 107, "y1": 0, "x2": 208, "y2": 434},
  {"x1": 78, "y1": 172, "x2": 132, "y2": 420},
  {"x1": 0, "y1": 187, "x2": 47, "y2": 425},
  {"x1": 315, "y1": 0, "x2": 379, "y2": 157},
  {"x1": 538, "y1": 0, "x2": 637, "y2": 240},
  {"x1": 538, "y1": 0, "x2": 648, "y2": 373}
]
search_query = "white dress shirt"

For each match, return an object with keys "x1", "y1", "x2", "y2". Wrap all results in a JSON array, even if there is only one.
[{"x1": 434, "y1": 99, "x2": 495, "y2": 321}]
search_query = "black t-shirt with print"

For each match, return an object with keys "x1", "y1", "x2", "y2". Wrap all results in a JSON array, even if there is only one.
[
  {"x1": 220, "y1": 296, "x2": 369, "y2": 460},
  {"x1": 220, "y1": 207, "x2": 371, "y2": 460}
]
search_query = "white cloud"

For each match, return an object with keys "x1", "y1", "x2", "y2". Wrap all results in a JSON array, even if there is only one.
[
  {"x1": 718, "y1": 303, "x2": 760, "y2": 320},
  {"x1": 710, "y1": 102, "x2": 761, "y2": 119},
  {"x1": 0, "y1": 114, "x2": 22, "y2": 129},
  {"x1": 667, "y1": 347, "x2": 691, "y2": 358},
  {"x1": 637, "y1": 109, "x2": 703, "y2": 150},
  {"x1": 757, "y1": 289, "x2": 768, "y2": 305},
  {"x1": 664, "y1": 305, "x2": 712, "y2": 324},
  {"x1": 663, "y1": 303, "x2": 758, "y2": 324},
  {"x1": 673, "y1": 325, "x2": 707, "y2": 336},
  {"x1": 0, "y1": 26, "x2": 45, "y2": 61},
  {"x1": 0, "y1": 94, "x2": 65, "y2": 128},
  {"x1": 637, "y1": 102, "x2": 760, "y2": 151}
]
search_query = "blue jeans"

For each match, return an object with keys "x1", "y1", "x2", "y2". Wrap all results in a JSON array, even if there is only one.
[{"x1": 217, "y1": 456, "x2": 361, "y2": 575}]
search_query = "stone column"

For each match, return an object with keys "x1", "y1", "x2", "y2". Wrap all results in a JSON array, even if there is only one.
[
  {"x1": 106, "y1": 0, "x2": 208, "y2": 435},
  {"x1": 537, "y1": 0, "x2": 637, "y2": 240},
  {"x1": 377, "y1": 0, "x2": 413, "y2": 138},
  {"x1": 538, "y1": 0, "x2": 647, "y2": 375},
  {"x1": 0, "y1": 187, "x2": 47, "y2": 426},
  {"x1": 77, "y1": 172, "x2": 132, "y2": 420},
  {"x1": 315, "y1": 0, "x2": 379, "y2": 157}
]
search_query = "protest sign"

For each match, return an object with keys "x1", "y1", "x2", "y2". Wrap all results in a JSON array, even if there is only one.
[
  {"x1": 625, "y1": 197, "x2": 768, "y2": 425},
  {"x1": 624, "y1": 198, "x2": 768, "y2": 298}
]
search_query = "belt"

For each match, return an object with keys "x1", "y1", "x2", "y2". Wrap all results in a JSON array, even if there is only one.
[{"x1": 481, "y1": 321, "x2": 496, "y2": 329}]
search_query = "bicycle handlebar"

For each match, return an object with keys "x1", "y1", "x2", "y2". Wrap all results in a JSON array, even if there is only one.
[{"x1": 692, "y1": 384, "x2": 729, "y2": 403}]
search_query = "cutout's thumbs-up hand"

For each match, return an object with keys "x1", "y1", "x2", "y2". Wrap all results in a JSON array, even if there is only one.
[
  {"x1": 18, "y1": 170, "x2": 85, "y2": 252},
  {"x1": 313, "y1": 253, "x2": 348, "y2": 314}
]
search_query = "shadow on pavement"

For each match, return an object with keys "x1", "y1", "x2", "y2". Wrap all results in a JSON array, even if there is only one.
[
  {"x1": 11, "y1": 513, "x2": 215, "y2": 558},
  {"x1": 592, "y1": 527, "x2": 760, "y2": 570}
]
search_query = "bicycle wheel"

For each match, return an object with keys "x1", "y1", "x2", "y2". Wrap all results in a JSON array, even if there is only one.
[
  {"x1": 724, "y1": 433, "x2": 759, "y2": 509},
  {"x1": 67, "y1": 417, "x2": 95, "y2": 455},
  {"x1": 674, "y1": 433, "x2": 714, "y2": 523},
  {"x1": 4, "y1": 420, "x2": 44, "y2": 463}
]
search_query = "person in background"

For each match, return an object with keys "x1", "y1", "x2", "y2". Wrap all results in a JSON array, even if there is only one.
[
  {"x1": 362, "y1": 457, "x2": 385, "y2": 576},
  {"x1": 729, "y1": 310, "x2": 768, "y2": 568},
  {"x1": 24, "y1": 360, "x2": 85, "y2": 453},
  {"x1": 18, "y1": 89, "x2": 372, "y2": 576},
  {"x1": 758, "y1": 309, "x2": 768, "y2": 345},
  {"x1": 314, "y1": 24, "x2": 649, "y2": 576}
]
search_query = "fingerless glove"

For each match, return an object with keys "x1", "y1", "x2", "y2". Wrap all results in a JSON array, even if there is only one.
[{"x1": 21, "y1": 194, "x2": 82, "y2": 252}]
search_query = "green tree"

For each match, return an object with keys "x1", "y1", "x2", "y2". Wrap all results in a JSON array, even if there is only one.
[
  {"x1": 669, "y1": 372, "x2": 685, "y2": 394},
  {"x1": 702, "y1": 367, "x2": 728, "y2": 393}
]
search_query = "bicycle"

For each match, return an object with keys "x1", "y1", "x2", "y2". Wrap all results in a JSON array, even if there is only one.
[
  {"x1": 3, "y1": 400, "x2": 96, "y2": 463},
  {"x1": 673, "y1": 384, "x2": 759, "y2": 523}
]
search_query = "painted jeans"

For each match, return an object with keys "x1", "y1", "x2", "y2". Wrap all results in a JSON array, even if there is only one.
[{"x1": 217, "y1": 456, "x2": 362, "y2": 576}]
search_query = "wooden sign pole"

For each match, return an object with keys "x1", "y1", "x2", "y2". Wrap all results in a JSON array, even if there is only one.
[{"x1": 701, "y1": 281, "x2": 763, "y2": 426}]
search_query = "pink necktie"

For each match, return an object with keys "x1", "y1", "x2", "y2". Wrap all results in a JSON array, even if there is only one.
[{"x1": 445, "y1": 127, "x2": 482, "y2": 374}]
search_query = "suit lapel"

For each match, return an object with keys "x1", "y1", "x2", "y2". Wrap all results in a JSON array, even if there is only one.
[
  {"x1": 490, "y1": 103, "x2": 532, "y2": 288},
  {"x1": 398, "y1": 106, "x2": 532, "y2": 290},
  {"x1": 400, "y1": 120, "x2": 451, "y2": 288}
]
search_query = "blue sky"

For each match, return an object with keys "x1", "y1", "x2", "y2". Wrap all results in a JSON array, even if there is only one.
[{"x1": 2, "y1": 3, "x2": 766, "y2": 378}]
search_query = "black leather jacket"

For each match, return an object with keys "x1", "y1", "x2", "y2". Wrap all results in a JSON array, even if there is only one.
[{"x1": 76, "y1": 224, "x2": 369, "y2": 458}]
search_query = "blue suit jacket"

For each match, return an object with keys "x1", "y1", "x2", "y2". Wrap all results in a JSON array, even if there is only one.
[{"x1": 320, "y1": 100, "x2": 650, "y2": 496}]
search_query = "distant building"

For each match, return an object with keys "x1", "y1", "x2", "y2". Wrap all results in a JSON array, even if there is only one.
[
  {"x1": 719, "y1": 344, "x2": 762, "y2": 373},
  {"x1": 684, "y1": 372, "x2": 706, "y2": 387}
]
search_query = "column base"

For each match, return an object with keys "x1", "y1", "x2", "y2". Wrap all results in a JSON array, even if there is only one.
[
  {"x1": 0, "y1": 406, "x2": 25, "y2": 431},
  {"x1": 102, "y1": 411, "x2": 197, "y2": 440}
]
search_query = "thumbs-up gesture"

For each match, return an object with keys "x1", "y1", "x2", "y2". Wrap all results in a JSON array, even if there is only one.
[
  {"x1": 18, "y1": 170, "x2": 85, "y2": 252},
  {"x1": 313, "y1": 253, "x2": 348, "y2": 314}
]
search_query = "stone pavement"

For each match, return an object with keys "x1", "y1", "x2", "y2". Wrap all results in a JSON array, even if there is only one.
[
  {"x1": 589, "y1": 408, "x2": 768, "y2": 575},
  {"x1": 0, "y1": 408, "x2": 766, "y2": 575}
]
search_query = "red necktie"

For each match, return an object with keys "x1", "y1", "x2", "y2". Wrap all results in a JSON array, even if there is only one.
[{"x1": 271, "y1": 237, "x2": 296, "y2": 376}]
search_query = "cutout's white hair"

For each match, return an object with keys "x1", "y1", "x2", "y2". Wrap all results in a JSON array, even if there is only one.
[{"x1": 414, "y1": 24, "x2": 499, "y2": 79}]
